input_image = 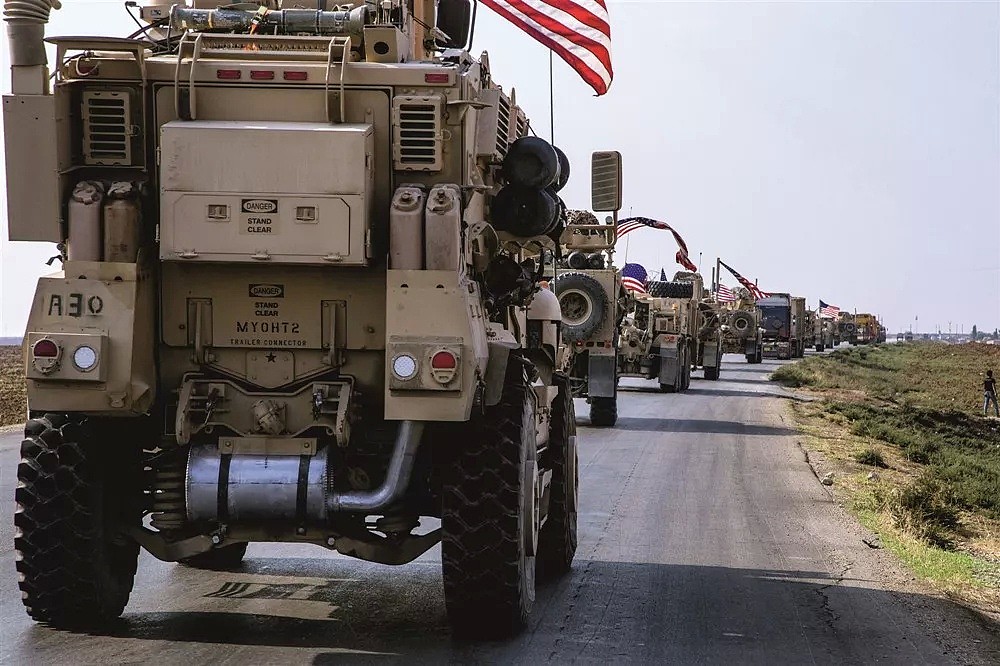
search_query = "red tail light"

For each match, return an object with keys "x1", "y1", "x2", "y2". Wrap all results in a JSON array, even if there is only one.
[
  {"x1": 424, "y1": 73, "x2": 450, "y2": 83},
  {"x1": 431, "y1": 351, "x2": 457, "y2": 370},
  {"x1": 250, "y1": 70, "x2": 275, "y2": 80},
  {"x1": 216, "y1": 69, "x2": 242, "y2": 80},
  {"x1": 32, "y1": 339, "x2": 59, "y2": 358},
  {"x1": 283, "y1": 71, "x2": 308, "y2": 81}
]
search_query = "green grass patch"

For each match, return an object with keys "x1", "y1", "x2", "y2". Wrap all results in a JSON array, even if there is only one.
[{"x1": 853, "y1": 446, "x2": 888, "y2": 468}]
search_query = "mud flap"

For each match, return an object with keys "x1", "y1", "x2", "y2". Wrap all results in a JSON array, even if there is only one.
[
  {"x1": 658, "y1": 346, "x2": 680, "y2": 385},
  {"x1": 587, "y1": 354, "x2": 617, "y2": 398}
]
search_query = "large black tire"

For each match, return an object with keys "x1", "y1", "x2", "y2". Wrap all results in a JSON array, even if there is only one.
[
  {"x1": 590, "y1": 396, "x2": 618, "y2": 427},
  {"x1": 681, "y1": 351, "x2": 692, "y2": 390},
  {"x1": 442, "y1": 356, "x2": 537, "y2": 638},
  {"x1": 816, "y1": 344, "x2": 825, "y2": 352},
  {"x1": 492, "y1": 185, "x2": 558, "y2": 237},
  {"x1": 537, "y1": 374, "x2": 578, "y2": 580},
  {"x1": 550, "y1": 145, "x2": 571, "y2": 192},
  {"x1": 647, "y1": 280, "x2": 694, "y2": 299},
  {"x1": 730, "y1": 310, "x2": 755, "y2": 338},
  {"x1": 502, "y1": 136, "x2": 559, "y2": 189},
  {"x1": 179, "y1": 543, "x2": 248, "y2": 570},
  {"x1": 705, "y1": 365, "x2": 719, "y2": 380},
  {"x1": 15, "y1": 414, "x2": 140, "y2": 626},
  {"x1": 554, "y1": 272, "x2": 608, "y2": 343}
]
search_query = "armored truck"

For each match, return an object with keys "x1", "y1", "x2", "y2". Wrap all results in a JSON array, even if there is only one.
[
  {"x1": 674, "y1": 272, "x2": 723, "y2": 380},
  {"x1": 758, "y1": 293, "x2": 793, "y2": 359},
  {"x1": 855, "y1": 313, "x2": 879, "y2": 345},
  {"x1": 790, "y1": 296, "x2": 807, "y2": 358},
  {"x1": 617, "y1": 279, "x2": 696, "y2": 392},
  {"x1": 719, "y1": 288, "x2": 763, "y2": 364},
  {"x1": 4, "y1": 0, "x2": 594, "y2": 637},
  {"x1": 552, "y1": 209, "x2": 627, "y2": 427},
  {"x1": 815, "y1": 315, "x2": 835, "y2": 351},
  {"x1": 839, "y1": 313, "x2": 857, "y2": 345}
]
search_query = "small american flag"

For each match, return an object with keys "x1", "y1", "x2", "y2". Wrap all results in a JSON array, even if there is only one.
[
  {"x1": 481, "y1": 0, "x2": 613, "y2": 95},
  {"x1": 717, "y1": 284, "x2": 737, "y2": 302},
  {"x1": 819, "y1": 300, "x2": 841, "y2": 318},
  {"x1": 621, "y1": 263, "x2": 648, "y2": 294},
  {"x1": 617, "y1": 217, "x2": 698, "y2": 272}
]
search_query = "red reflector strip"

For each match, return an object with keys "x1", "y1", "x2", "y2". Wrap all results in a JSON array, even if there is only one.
[
  {"x1": 424, "y1": 73, "x2": 450, "y2": 83},
  {"x1": 250, "y1": 70, "x2": 274, "y2": 80},
  {"x1": 217, "y1": 69, "x2": 242, "y2": 80},
  {"x1": 32, "y1": 340, "x2": 59, "y2": 358},
  {"x1": 283, "y1": 71, "x2": 308, "y2": 81}
]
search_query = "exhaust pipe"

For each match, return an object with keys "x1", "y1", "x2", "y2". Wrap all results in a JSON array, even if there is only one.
[
  {"x1": 327, "y1": 420, "x2": 425, "y2": 513},
  {"x1": 4, "y1": 0, "x2": 61, "y2": 94}
]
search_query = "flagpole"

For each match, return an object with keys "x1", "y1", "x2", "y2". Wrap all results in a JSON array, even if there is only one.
[{"x1": 549, "y1": 51, "x2": 555, "y2": 143}]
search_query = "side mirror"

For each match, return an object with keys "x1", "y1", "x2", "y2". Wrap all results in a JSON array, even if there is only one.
[
  {"x1": 436, "y1": 0, "x2": 472, "y2": 49},
  {"x1": 591, "y1": 151, "x2": 622, "y2": 212}
]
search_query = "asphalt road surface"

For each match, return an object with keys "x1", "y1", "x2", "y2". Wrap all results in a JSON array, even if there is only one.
[{"x1": 2, "y1": 354, "x2": 999, "y2": 664}]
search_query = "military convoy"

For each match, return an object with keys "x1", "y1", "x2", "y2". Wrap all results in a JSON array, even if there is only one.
[
  {"x1": 3, "y1": 0, "x2": 607, "y2": 636},
  {"x1": 2, "y1": 0, "x2": 891, "y2": 637}
]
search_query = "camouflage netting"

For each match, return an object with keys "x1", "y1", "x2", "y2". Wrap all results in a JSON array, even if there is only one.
[{"x1": 565, "y1": 210, "x2": 600, "y2": 226}]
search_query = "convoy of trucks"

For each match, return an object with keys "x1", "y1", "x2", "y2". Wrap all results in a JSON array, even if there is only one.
[{"x1": 0, "y1": 0, "x2": 891, "y2": 639}]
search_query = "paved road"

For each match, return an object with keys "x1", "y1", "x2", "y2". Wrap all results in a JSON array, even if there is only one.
[{"x1": 2, "y1": 354, "x2": 999, "y2": 664}]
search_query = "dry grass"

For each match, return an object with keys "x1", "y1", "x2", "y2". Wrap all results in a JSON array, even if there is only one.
[
  {"x1": 0, "y1": 346, "x2": 26, "y2": 428},
  {"x1": 781, "y1": 342, "x2": 1000, "y2": 613}
]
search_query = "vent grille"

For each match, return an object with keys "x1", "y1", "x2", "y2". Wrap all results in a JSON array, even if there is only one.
[
  {"x1": 82, "y1": 90, "x2": 132, "y2": 166},
  {"x1": 495, "y1": 92, "x2": 512, "y2": 157},
  {"x1": 392, "y1": 96, "x2": 442, "y2": 171},
  {"x1": 511, "y1": 105, "x2": 528, "y2": 142}
]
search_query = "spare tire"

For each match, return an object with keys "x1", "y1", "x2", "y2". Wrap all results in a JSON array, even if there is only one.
[
  {"x1": 647, "y1": 281, "x2": 694, "y2": 299},
  {"x1": 491, "y1": 186, "x2": 558, "y2": 237},
  {"x1": 502, "y1": 137, "x2": 559, "y2": 189},
  {"x1": 551, "y1": 146, "x2": 571, "y2": 192},
  {"x1": 554, "y1": 272, "x2": 607, "y2": 342},
  {"x1": 730, "y1": 310, "x2": 755, "y2": 339},
  {"x1": 845, "y1": 323, "x2": 856, "y2": 333}
]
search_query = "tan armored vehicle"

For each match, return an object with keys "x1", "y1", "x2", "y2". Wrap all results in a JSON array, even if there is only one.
[
  {"x1": 552, "y1": 204, "x2": 627, "y2": 427},
  {"x1": 801, "y1": 309, "x2": 818, "y2": 352},
  {"x1": 719, "y1": 288, "x2": 763, "y2": 364},
  {"x1": 4, "y1": 0, "x2": 593, "y2": 637},
  {"x1": 617, "y1": 276, "x2": 696, "y2": 392},
  {"x1": 673, "y1": 271, "x2": 723, "y2": 381}
]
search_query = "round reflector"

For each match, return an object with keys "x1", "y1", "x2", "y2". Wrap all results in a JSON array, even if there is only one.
[
  {"x1": 392, "y1": 354, "x2": 418, "y2": 380},
  {"x1": 32, "y1": 339, "x2": 59, "y2": 358},
  {"x1": 72, "y1": 345, "x2": 98, "y2": 371},
  {"x1": 431, "y1": 351, "x2": 457, "y2": 370}
]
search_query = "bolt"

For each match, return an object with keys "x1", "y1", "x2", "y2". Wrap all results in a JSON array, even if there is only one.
[
  {"x1": 326, "y1": 536, "x2": 336, "y2": 547},
  {"x1": 296, "y1": 527, "x2": 306, "y2": 535},
  {"x1": 211, "y1": 534, "x2": 222, "y2": 545}
]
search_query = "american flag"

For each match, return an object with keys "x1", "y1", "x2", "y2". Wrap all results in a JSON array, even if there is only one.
[
  {"x1": 717, "y1": 284, "x2": 737, "y2": 302},
  {"x1": 718, "y1": 260, "x2": 765, "y2": 300},
  {"x1": 481, "y1": 0, "x2": 613, "y2": 96},
  {"x1": 621, "y1": 263, "x2": 648, "y2": 294},
  {"x1": 617, "y1": 217, "x2": 698, "y2": 272},
  {"x1": 819, "y1": 300, "x2": 841, "y2": 318}
]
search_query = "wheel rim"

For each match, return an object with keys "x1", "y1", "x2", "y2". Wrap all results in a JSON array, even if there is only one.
[{"x1": 559, "y1": 289, "x2": 592, "y2": 326}]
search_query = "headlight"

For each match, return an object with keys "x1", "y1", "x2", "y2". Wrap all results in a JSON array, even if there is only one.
[
  {"x1": 72, "y1": 345, "x2": 98, "y2": 372},
  {"x1": 391, "y1": 353, "x2": 418, "y2": 381}
]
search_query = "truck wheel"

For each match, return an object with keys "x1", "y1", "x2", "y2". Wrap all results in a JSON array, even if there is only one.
[
  {"x1": 537, "y1": 374, "x2": 578, "y2": 579},
  {"x1": 681, "y1": 350, "x2": 692, "y2": 390},
  {"x1": 554, "y1": 272, "x2": 607, "y2": 343},
  {"x1": 705, "y1": 366, "x2": 719, "y2": 380},
  {"x1": 15, "y1": 414, "x2": 140, "y2": 626},
  {"x1": 179, "y1": 543, "x2": 248, "y2": 570},
  {"x1": 590, "y1": 396, "x2": 618, "y2": 427},
  {"x1": 816, "y1": 344, "x2": 824, "y2": 352},
  {"x1": 442, "y1": 356, "x2": 537, "y2": 638}
]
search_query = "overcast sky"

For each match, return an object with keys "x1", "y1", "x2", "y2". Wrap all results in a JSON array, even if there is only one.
[{"x1": 2, "y1": 0, "x2": 998, "y2": 336}]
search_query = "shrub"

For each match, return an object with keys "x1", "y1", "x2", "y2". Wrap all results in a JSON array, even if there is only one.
[
  {"x1": 889, "y1": 474, "x2": 960, "y2": 549},
  {"x1": 770, "y1": 364, "x2": 814, "y2": 388},
  {"x1": 854, "y1": 447, "x2": 887, "y2": 468}
]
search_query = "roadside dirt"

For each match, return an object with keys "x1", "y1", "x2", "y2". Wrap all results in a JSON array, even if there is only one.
[{"x1": 0, "y1": 346, "x2": 25, "y2": 428}]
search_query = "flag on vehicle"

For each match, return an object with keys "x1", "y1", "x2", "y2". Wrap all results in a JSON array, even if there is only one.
[
  {"x1": 717, "y1": 284, "x2": 737, "y2": 302},
  {"x1": 621, "y1": 263, "x2": 648, "y2": 294},
  {"x1": 718, "y1": 260, "x2": 765, "y2": 300},
  {"x1": 819, "y1": 300, "x2": 841, "y2": 318},
  {"x1": 617, "y1": 217, "x2": 698, "y2": 272},
  {"x1": 480, "y1": 0, "x2": 613, "y2": 96}
]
